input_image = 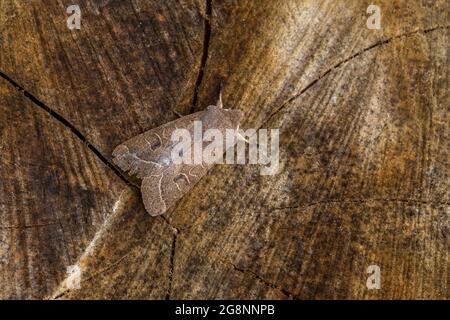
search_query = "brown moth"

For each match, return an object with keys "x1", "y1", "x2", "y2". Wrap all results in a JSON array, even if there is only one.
[{"x1": 112, "y1": 93, "x2": 243, "y2": 216}]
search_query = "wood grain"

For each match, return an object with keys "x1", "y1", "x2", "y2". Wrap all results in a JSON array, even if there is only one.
[
  {"x1": 0, "y1": 0, "x2": 448, "y2": 299},
  {"x1": 0, "y1": 79, "x2": 133, "y2": 298},
  {"x1": 0, "y1": 0, "x2": 206, "y2": 157}
]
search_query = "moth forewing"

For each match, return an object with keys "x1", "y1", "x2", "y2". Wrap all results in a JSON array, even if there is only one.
[{"x1": 112, "y1": 105, "x2": 243, "y2": 216}]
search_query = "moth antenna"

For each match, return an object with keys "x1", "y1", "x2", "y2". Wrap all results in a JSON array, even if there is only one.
[{"x1": 216, "y1": 83, "x2": 224, "y2": 108}]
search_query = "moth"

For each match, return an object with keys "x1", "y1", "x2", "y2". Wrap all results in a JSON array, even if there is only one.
[{"x1": 112, "y1": 92, "x2": 243, "y2": 216}]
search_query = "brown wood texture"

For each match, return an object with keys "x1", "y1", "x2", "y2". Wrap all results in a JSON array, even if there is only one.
[{"x1": 0, "y1": 0, "x2": 448, "y2": 299}]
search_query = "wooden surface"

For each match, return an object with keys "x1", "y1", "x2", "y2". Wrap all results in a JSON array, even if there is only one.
[{"x1": 0, "y1": 0, "x2": 448, "y2": 299}]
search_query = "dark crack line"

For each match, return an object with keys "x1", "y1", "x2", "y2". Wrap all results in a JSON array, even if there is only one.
[
  {"x1": 0, "y1": 70, "x2": 138, "y2": 189},
  {"x1": 191, "y1": 0, "x2": 212, "y2": 113},
  {"x1": 165, "y1": 229, "x2": 178, "y2": 300},
  {"x1": 261, "y1": 25, "x2": 450, "y2": 128},
  {"x1": 159, "y1": 215, "x2": 181, "y2": 234},
  {"x1": 227, "y1": 261, "x2": 297, "y2": 299}
]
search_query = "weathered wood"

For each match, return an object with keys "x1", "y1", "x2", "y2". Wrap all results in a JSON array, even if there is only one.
[
  {"x1": 0, "y1": 0, "x2": 448, "y2": 299},
  {"x1": 0, "y1": 80, "x2": 134, "y2": 298},
  {"x1": 0, "y1": 0, "x2": 206, "y2": 156}
]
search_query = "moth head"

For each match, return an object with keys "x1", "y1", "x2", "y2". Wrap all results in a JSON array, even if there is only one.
[{"x1": 206, "y1": 105, "x2": 243, "y2": 129}]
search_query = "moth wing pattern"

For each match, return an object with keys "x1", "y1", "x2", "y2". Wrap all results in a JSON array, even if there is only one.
[
  {"x1": 141, "y1": 163, "x2": 211, "y2": 216},
  {"x1": 112, "y1": 105, "x2": 243, "y2": 216},
  {"x1": 112, "y1": 112, "x2": 202, "y2": 179}
]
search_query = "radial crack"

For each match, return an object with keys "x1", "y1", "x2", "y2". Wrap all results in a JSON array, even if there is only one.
[
  {"x1": 226, "y1": 260, "x2": 297, "y2": 299},
  {"x1": 0, "y1": 70, "x2": 138, "y2": 189},
  {"x1": 165, "y1": 229, "x2": 178, "y2": 300},
  {"x1": 191, "y1": 0, "x2": 212, "y2": 112},
  {"x1": 261, "y1": 25, "x2": 450, "y2": 128}
]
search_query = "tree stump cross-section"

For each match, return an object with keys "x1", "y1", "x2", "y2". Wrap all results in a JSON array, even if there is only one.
[{"x1": 0, "y1": 0, "x2": 448, "y2": 299}]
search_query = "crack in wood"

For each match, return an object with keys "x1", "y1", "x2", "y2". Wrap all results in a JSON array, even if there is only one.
[
  {"x1": 260, "y1": 25, "x2": 450, "y2": 129},
  {"x1": 191, "y1": 0, "x2": 212, "y2": 113},
  {"x1": 165, "y1": 228, "x2": 178, "y2": 300},
  {"x1": 225, "y1": 260, "x2": 297, "y2": 299},
  {"x1": 0, "y1": 70, "x2": 138, "y2": 189},
  {"x1": 159, "y1": 215, "x2": 181, "y2": 234}
]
